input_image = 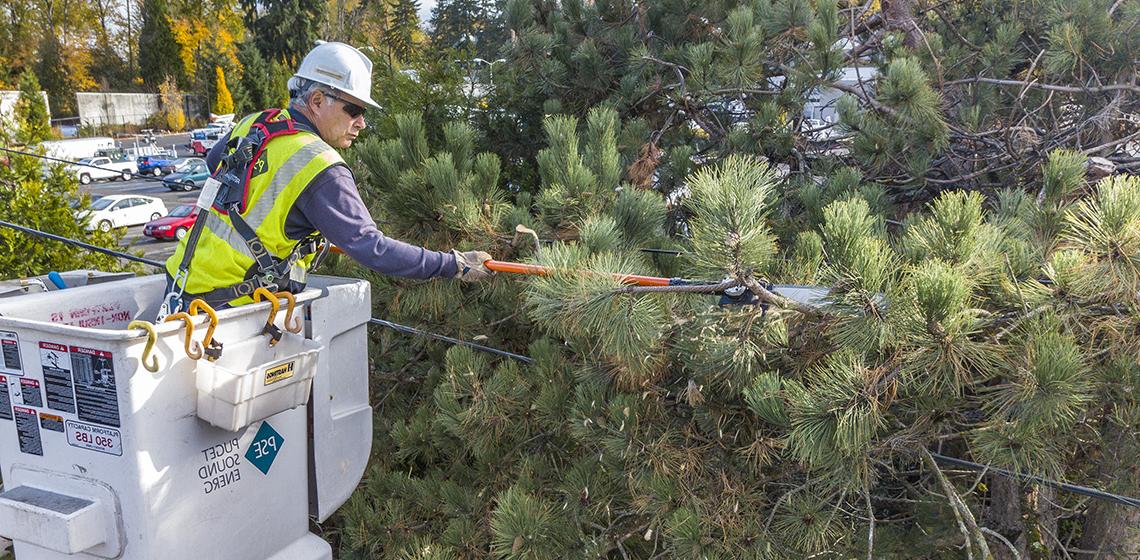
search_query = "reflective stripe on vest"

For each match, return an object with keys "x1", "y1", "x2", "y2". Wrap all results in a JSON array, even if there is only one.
[{"x1": 164, "y1": 109, "x2": 343, "y2": 305}]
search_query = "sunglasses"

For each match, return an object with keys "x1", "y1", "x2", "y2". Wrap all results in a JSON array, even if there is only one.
[{"x1": 323, "y1": 92, "x2": 368, "y2": 118}]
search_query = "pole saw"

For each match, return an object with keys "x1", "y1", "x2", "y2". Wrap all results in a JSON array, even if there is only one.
[{"x1": 329, "y1": 246, "x2": 761, "y2": 306}]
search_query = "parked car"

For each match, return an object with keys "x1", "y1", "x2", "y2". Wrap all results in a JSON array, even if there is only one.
[
  {"x1": 189, "y1": 128, "x2": 224, "y2": 156},
  {"x1": 77, "y1": 195, "x2": 168, "y2": 233},
  {"x1": 137, "y1": 154, "x2": 177, "y2": 176},
  {"x1": 162, "y1": 159, "x2": 211, "y2": 191},
  {"x1": 68, "y1": 156, "x2": 137, "y2": 185},
  {"x1": 160, "y1": 157, "x2": 206, "y2": 175},
  {"x1": 143, "y1": 204, "x2": 200, "y2": 241}
]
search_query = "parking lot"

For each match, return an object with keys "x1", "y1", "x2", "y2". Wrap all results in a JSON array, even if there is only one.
[{"x1": 76, "y1": 132, "x2": 200, "y2": 263}]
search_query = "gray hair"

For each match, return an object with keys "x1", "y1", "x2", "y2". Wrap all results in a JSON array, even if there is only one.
[{"x1": 287, "y1": 77, "x2": 326, "y2": 111}]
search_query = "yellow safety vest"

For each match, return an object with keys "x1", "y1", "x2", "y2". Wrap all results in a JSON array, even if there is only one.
[{"x1": 165, "y1": 109, "x2": 344, "y2": 306}]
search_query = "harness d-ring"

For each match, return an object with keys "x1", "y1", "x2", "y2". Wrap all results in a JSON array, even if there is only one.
[
  {"x1": 187, "y1": 299, "x2": 223, "y2": 361},
  {"x1": 128, "y1": 321, "x2": 160, "y2": 372},
  {"x1": 252, "y1": 287, "x2": 283, "y2": 346},
  {"x1": 163, "y1": 312, "x2": 202, "y2": 360},
  {"x1": 274, "y1": 291, "x2": 302, "y2": 333}
]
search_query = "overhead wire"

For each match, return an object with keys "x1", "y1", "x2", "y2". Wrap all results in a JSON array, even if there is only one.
[
  {"x1": 0, "y1": 145, "x2": 184, "y2": 185},
  {"x1": 0, "y1": 157, "x2": 1137, "y2": 511}
]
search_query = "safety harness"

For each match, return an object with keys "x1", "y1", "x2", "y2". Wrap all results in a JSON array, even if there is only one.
[{"x1": 160, "y1": 110, "x2": 329, "y2": 319}]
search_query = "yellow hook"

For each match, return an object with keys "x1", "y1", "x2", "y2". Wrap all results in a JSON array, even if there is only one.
[
  {"x1": 127, "y1": 320, "x2": 160, "y2": 372},
  {"x1": 164, "y1": 312, "x2": 202, "y2": 360},
  {"x1": 187, "y1": 299, "x2": 220, "y2": 356},
  {"x1": 274, "y1": 290, "x2": 302, "y2": 333},
  {"x1": 252, "y1": 287, "x2": 283, "y2": 346}
]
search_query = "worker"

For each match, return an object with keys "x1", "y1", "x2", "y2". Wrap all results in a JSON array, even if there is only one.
[{"x1": 164, "y1": 41, "x2": 492, "y2": 310}]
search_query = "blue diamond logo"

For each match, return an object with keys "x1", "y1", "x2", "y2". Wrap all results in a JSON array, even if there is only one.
[{"x1": 244, "y1": 421, "x2": 284, "y2": 475}]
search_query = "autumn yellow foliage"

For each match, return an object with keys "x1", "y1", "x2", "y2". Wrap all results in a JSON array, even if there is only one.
[{"x1": 214, "y1": 66, "x2": 235, "y2": 114}]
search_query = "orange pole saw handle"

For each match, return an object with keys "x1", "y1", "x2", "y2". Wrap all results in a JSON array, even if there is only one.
[
  {"x1": 326, "y1": 245, "x2": 674, "y2": 287},
  {"x1": 484, "y1": 260, "x2": 672, "y2": 287}
]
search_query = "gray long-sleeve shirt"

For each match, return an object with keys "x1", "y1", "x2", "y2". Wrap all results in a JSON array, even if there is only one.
[{"x1": 206, "y1": 112, "x2": 458, "y2": 279}]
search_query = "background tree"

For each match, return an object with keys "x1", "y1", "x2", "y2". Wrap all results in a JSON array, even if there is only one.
[
  {"x1": 13, "y1": 70, "x2": 52, "y2": 145},
  {"x1": 157, "y1": 76, "x2": 186, "y2": 131},
  {"x1": 384, "y1": 0, "x2": 423, "y2": 64},
  {"x1": 139, "y1": 0, "x2": 186, "y2": 88},
  {"x1": 88, "y1": 0, "x2": 135, "y2": 90},
  {"x1": 0, "y1": 2, "x2": 45, "y2": 87},
  {"x1": 0, "y1": 110, "x2": 134, "y2": 279},
  {"x1": 213, "y1": 66, "x2": 235, "y2": 114},
  {"x1": 430, "y1": 0, "x2": 509, "y2": 60},
  {"x1": 240, "y1": 0, "x2": 325, "y2": 64}
]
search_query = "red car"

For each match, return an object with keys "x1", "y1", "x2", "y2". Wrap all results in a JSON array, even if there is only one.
[{"x1": 143, "y1": 205, "x2": 200, "y2": 241}]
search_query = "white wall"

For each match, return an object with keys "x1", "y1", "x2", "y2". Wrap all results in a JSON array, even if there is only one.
[{"x1": 76, "y1": 92, "x2": 161, "y2": 126}]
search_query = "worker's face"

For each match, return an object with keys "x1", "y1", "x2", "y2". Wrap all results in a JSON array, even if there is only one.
[{"x1": 308, "y1": 89, "x2": 367, "y2": 149}]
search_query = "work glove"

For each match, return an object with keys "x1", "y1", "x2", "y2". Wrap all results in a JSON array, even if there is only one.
[{"x1": 453, "y1": 250, "x2": 493, "y2": 282}]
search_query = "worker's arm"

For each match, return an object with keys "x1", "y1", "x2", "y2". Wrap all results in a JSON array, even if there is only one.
[{"x1": 286, "y1": 166, "x2": 459, "y2": 279}]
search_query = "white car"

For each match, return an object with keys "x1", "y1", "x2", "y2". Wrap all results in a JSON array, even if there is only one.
[
  {"x1": 69, "y1": 156, "x2": 138, "y2": 184},
  {"x1": 78, "y1": 195, "x2": 168, "y2": 233}
]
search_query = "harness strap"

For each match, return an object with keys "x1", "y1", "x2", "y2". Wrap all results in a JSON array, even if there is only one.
[{"x1": 184, "y1": 234, "x2": 324, "y2": 306}]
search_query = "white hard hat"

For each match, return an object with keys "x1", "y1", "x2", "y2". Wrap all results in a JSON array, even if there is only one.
[{"x1": 290, "y1": 41, "x2": 381, "y2": 110}]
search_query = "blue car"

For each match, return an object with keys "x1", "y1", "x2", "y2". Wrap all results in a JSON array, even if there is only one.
[{"x1": 137, "y1": 154, "x2": 176, "y2": 176}]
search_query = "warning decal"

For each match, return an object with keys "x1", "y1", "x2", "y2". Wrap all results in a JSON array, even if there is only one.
[
  {"x1": 14, "y1": 406, "x2": 42, "y2": 456},
  {"x1": 0, "y1": 331, "x2": 22, "y2": 376},
  {"x1": 0, "y1": 376, "x2": 12, "y2": 421},
  {"x1": 66, "y1": 420, "x2": 122, "y2": 456},
  {"x1": 69, "y1": 346, "x2": 120, "y2": 428},
  {"x1": 264, "y1": 361, "x2": 296, "y2": 385},
  {"x1": 39, "y1": 342, "x2": 76, "y2": 413},
  {"x1": 20, "y1": 378, "x2": 42, "y2": 408},
  {"x1": 39, "y1": 412, "x2": 64, "y2": 432}
]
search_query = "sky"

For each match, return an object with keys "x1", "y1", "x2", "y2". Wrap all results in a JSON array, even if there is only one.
[{"x1": 419, "y1": 1, "x2": 437, "y2": 27}]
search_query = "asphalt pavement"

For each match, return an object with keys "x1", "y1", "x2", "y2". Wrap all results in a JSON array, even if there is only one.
[{"x1": 77, "y1": 132, "x2": 200, "y2": 264}]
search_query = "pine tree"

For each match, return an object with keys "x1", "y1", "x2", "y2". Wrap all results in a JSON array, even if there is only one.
[
  {"x1": 0, "y1": 110, "x2": 133, "y2": 279},
  {"x1": 213, "y1": 66, "x2": 235, "y2": 114},
  {"x1": 34, "y1": 33, "x2": 72, "y2": 117},
  {"x1": 139, "y1": 0, "x2": 185, "y2": 89},
  {"x1": 14, "y1": 70, "x2": 51, "y2": 145},
  {"x1": 386, "y1": 0, "x2": 422, "y2": 64},
  {"x1": 236, "y1": 40, "x2": 272, "y2": 112},
  {"x1": 331, "y1": 127, "x2": 1138, "y2": 557},
  {"x1": 430, "y1": 0, "x2": 508, "y2": 60},
  {"x1": 315, "y1": 1, "x2": 1138, "y2": 557},
  {"x1": 240, "y1": 0, "x2": 325, "y2": 64}
]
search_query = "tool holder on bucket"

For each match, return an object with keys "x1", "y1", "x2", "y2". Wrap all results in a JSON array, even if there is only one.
[{"x1": 152, "y1": 292, "x2": 323, "y2": 432}]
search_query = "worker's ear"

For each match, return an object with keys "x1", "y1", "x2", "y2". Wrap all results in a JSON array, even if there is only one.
[{"x1": 311, "y1": 90, "x2": 328, "y2": 111}]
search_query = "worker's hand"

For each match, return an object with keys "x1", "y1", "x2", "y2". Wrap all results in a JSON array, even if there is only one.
[{"x1": 453, "y1": 250, "x2": 494, "y2": 282}]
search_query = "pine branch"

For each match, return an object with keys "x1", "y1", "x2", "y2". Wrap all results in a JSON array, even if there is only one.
[
  {"x1": 922, "y1": 449, "x2": 995, "y2": 560},
  {"x1": 740, "y1": 275, "x2": 824, "y2": 318},
  {"x1": 981, "y1": 527, "x2": 1023, "y2": 560}
]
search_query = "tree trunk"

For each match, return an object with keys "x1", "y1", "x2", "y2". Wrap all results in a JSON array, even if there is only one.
[
  {"x1": 1077, "y1": 501, "x2": 1140, "y2": 560},
  {"x1": 986, "y1": 475, "x2": 1025, "y2": 560},
  {"x1": 880, "y1": 0, "x2": 925, "y2": 49},
  {"x1": 1076, "y1": 420, "x2": 1140, "y2": 559}
]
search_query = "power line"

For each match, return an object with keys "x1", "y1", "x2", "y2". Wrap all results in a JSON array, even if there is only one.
[
  {"x1": 368, "y1": 318, "x2": 533, "y2": 363},
  {"x1": 0, "y1": 219, "x2": 163, "y2": 267},
  {"x1": 0, "y1": 145, "x2": 184, "y2": 185},
  {"x1": 930, "y1": 453, "x2": 1140, "y2": 509},
  {"x1": 1, "y1": 212, "x2": 1138, "y2": 511}
]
